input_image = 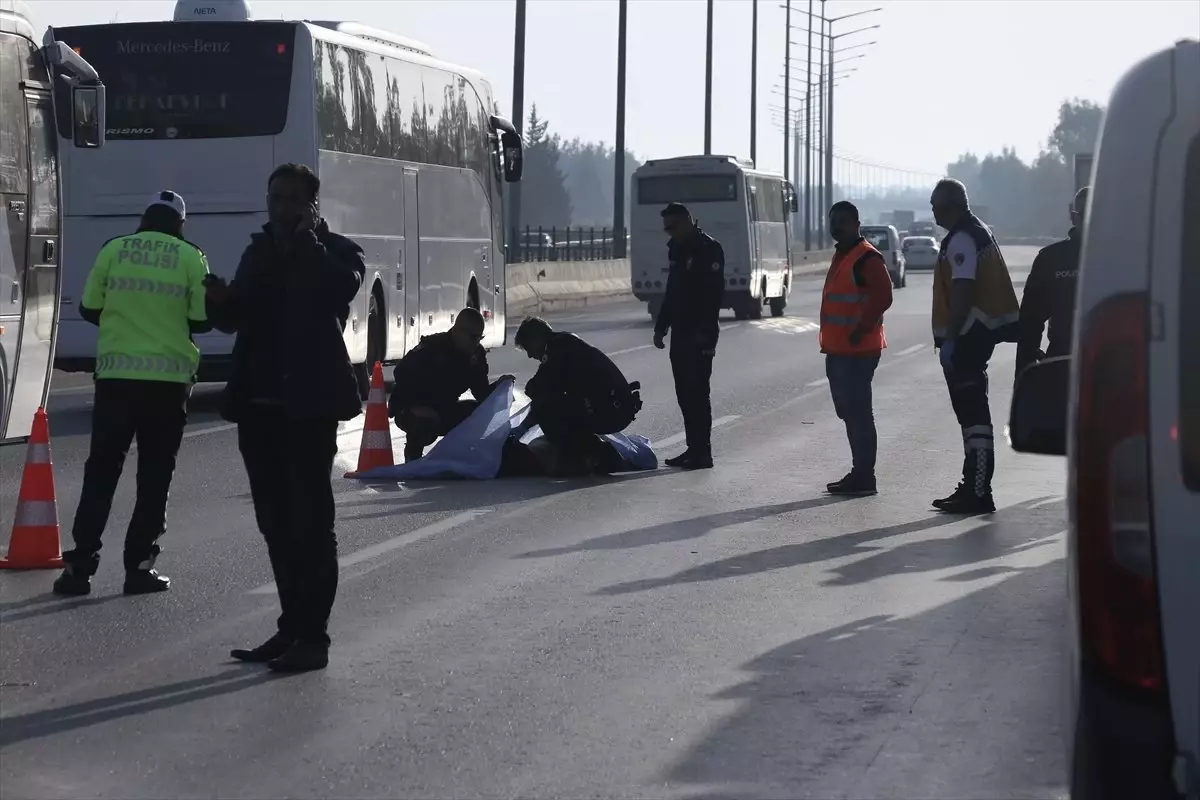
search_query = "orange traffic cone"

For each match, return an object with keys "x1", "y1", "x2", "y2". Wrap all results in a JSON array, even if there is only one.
[
  {"x1": 345, "y1": 362, "x2": 395, "y2": 477},
  {"x1": 0, "y1": 408, "x2": 64, "y2": 570}
]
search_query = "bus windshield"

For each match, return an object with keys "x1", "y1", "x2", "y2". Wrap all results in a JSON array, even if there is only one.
[
  {"x1": 637, "y1": 174, "x2": 738, "y2": 205},
  {"x1": 53, "y1": 22, "x2": 295, "y2": 141}
]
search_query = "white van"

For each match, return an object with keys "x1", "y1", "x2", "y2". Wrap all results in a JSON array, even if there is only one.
[{"x1": 1008, "y1": 39, "x2": 1198, "y2": 799}]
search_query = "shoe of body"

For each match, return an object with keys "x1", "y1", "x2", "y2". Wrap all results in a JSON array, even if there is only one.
[
  {"x1": 52, "y1": 568, "x2": 91, "y2": 597},
  {"x1": 932, "y1": 483, "x2": 996, "y2": 514},
  {"x1": 664, "y1": 450, "x2": 693, "y2": 468},
  {"x1": 826, "y1": 472, "x2": 877, "y2": 496},
  {"x1": 268, "y1": 641, "x2": 329, "y2": 673},
  {"x1": 680, "y1": 453, "x2": 714, "y2": 470},
  {"x1": 123, "y1": 569, "x2": 171, "y2": 595},
  {"x1": 231, "y1": 632, "x2": 296, "y2": 663}
]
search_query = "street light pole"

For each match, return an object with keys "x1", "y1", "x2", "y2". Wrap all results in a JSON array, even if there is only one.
[
  {"x1": 509, "y1": 0, "x2": 527, "y2": 243},
  {"x1": 782, "y1": 0, "x2": 790, "y2": 175},
  {"x1": 816, "y1": 0, "x2": 825, "y2": 245},
  {"x1": 804, "y1": 0, "x2": 813, "y2": 250},
  {"x1": 826, "y1": 33, "x2": 834, "y2": 216},
  {"x1": 613, "y1": 0, "x2": 628, "y2": 258},
  {"x1": 704, "y1": 0, "x2": 714, "y2": 155},
  {"x1": 750, "y1": 0, "x2": 758, "y2": 165}
]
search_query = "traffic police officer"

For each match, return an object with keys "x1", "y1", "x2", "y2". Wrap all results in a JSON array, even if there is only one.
[
  {"x1": 653, "y1": 202, "x2": 725, "y2": 470},
  {"x1": 930, "y1": 179, "x2": 1020, "y2": 514},
  {"x1": 54, "y1": 191, "x2": 211, "y2": 596},
  {"x1": 1016, "y1": 186, "x2": 1088, "y2": 376}
]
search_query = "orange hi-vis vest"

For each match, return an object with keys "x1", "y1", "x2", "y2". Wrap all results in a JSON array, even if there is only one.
[{"x1": 819, "y1": 239, "x2": 888, "y2": 355}]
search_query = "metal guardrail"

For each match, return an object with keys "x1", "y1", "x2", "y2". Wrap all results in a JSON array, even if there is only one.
[{"x1": 507, "y1": 226, "x2": 629, "y2": 263}]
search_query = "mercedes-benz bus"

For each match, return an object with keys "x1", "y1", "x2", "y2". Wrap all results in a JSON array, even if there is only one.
[
  {"x1": 630, "y1": 155, "x2": 797, "y2": 321},
  {"x1": 1, "y1": 0, "x2": 104, "y2": 446},
  {"x1": 52, "y1": 1, "x2": 523, "y2": 396}
]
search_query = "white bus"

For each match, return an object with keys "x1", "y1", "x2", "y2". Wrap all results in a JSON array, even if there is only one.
[
  {"x1": 630, "y1": 155, "x2": 798, "y2": 321},
  {"x1": 0, "y1": 0, "x2": 104, "y2": 445},
  {"x1": 52, "y1": 1, "x2": 523, "y2": 396}
]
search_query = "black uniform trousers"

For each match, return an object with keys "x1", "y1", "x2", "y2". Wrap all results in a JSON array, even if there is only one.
[
  {"x1": 237, "y1": 406, "x2": 339, "y2": 649},
  {"x1": 396, "y1": 399, "x2": 479, "y2": 461},
  {"x1": 66, "y1": 378, "x2": 190, "y2": 574},
  {"x1": 670, "y1": 340, "x2": 715, "y2": 455},
  {"x1": 943, "y1": 334, "x2": 997, "y2": 496}
]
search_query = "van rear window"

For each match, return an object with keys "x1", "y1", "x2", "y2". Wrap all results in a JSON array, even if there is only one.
[{"x1": 1181, "y1": 134, "x2": 1199, "y2": 490}]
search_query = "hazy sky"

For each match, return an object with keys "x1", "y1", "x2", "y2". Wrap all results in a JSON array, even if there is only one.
[{"x1": 27, "y1": 0, "x2": 1200, "y2": 185}]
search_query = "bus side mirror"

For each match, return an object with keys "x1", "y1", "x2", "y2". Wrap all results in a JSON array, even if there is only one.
[
  {"x1": 501, "y1": 130, "x2": 523, "y2": 183},
  {"x1": 1008, "y1": 355, "x2": 1070, "y2": 456},
  {"x1": 789, "y1": 193, "x2": 799, "y2": 213},
  {"x1": 72, "y1": 84, "x2": 105, "y2": 149}
]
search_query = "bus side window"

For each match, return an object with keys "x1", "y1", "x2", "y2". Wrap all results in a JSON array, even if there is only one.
[
  {"x1": 748, "y1": 183, "x2": 758, "y2": 221},
  {"x1": 0, "y1": 36, "x2": 28, "y2": 199}
]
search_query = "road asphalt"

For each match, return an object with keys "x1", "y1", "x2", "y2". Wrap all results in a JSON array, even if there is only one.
[{"x1": 0, "y1": 247, "x2": 1070, "y2": 799}]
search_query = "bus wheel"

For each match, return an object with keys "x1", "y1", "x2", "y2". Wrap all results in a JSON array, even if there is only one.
[
  {"x1": 769, "y1": 295, "x2": 786, "y2": 317},
  {"x1": 356, "y1": 291, "x2": 384, "y2": 401}
]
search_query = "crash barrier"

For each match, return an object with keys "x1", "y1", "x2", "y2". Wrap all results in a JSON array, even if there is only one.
[
  {"x1": 507, "y1": 248, "x2": 837, "y2": 316},
  {"x1": 349, "y1": 379, "x2": 657, "y2": 481}
]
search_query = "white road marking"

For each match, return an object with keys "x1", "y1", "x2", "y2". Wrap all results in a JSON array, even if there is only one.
[
  {"x1": 182, "y1": 422, "x2": 237, "y2": 440},
  {"x1": 895, "y1": 343, "x2": 925, "y2": 356},
  {"x1": 651, "y1": 415, "x2": 740, "y2": 450},
  {"x1": 807, "y1": 377, "x2": 829, "y2": 387},
  {"x1": 246, "y1": 508, "x2": 493, "y2": 595},
  {"x1": 806, "y1": 341, "x2": 930, "y2": 387},
  {"x1": 606, "y1": 343, "x2": 654, "y2": 357}
]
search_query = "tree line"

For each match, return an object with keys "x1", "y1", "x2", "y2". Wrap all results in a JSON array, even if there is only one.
[
  {"x1": 945, "y1": 99, "x2": 1104, "y2": 237},
  {"x1": 518, "y1": 105, "x2": 642, "y2": 232}
]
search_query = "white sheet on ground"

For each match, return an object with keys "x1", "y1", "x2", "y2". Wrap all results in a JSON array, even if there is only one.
[{"x1": 355, "y1": 379, "x2": 657, "y2": 480}]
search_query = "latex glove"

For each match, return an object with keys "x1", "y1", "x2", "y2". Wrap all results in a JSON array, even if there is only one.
[{"x1": 939, "y1": 339, "x2": 956, "y2": 370}]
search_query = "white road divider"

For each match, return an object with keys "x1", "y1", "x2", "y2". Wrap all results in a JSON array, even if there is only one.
[{"x1": 507, "y1": 249, "x2": 838, "y2": 316}]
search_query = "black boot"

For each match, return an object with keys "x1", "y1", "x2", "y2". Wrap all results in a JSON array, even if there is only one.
[
  {"x1": 268, "y1": 640, "x2": 329, "y2": 673},
  {"x1": 123, "y1": 569, "x2": 171, "y2": 595},
  {"x1": 934, "y1": 448, "x2": 995, "y2": 513},
  {"x1": 664, "y1": 450, "x2": 693, "y2": 468},
  {"x1": 52, "y1": 565, "x2": 92, "y2": 597},
  {"x1": 403, "y1": 443, "x2": 424, "y2": 463},
  {"x1": 827, "y1": 471, "x2": 877, "y2": 496},
  {"x1": 680, "y1": 449, "x2": 713, "y2": 470},
  {"x1": 231, "y1": 632, "x2": 296, "y2": 663}
]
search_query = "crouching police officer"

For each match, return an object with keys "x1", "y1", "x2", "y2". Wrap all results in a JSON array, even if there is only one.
[
  {"x1": 515, "y1": 317, "x2": 642, "y2": 473},
  {"x1": 1016, "y1": 186, "x2": 1088, "y2": 377},
  {"x1": 930, "y1": 179, "x2": 1020, "y2": 514},
  {"x1": 388, "y1": 308, "x2": 514, "y2": 461},
  {"x1": 54, "y1": 191, "x2": 210, "y2": 596},
  {"x1": 653, "y1": 202, "x2": 725, "y2": 470}
]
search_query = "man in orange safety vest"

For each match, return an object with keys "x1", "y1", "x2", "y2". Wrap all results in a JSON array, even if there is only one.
[{"x1": 818, "y1": 201, "x2": 894, "y2": 495}]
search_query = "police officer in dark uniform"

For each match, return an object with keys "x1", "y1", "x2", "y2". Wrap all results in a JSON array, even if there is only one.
[
  {"x1": 388, "y1": 308, "x2": 513, "y2": 462},
  {"x1": 515, "y1": 317, "x2": 642, "y2": 473},
  {"x1": 1016, "y1": 186, "x2": 1088, "y2": 377},
  {"x1": 653, "y1": 202, "x2": 725, "y2": 470}
]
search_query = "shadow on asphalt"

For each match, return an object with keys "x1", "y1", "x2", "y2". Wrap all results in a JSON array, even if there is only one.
[
  {"x1": 339, "y1": 469, "x2": 673, "y2": 521},
  {"x1": 667, "y1": 556, "x2": 1069, "y2": 798},
  {"x1": 592, "y1": 496, "x2": 1062, "y2": 596},
  {"x1": 514, "y1": 495, "x2": 851, "y2": 559},
  {"x1": 0, "y1": 592, "x2": 126, "y2": 625},
  {"x1": 0, "y1": 668, "x2": 274, "y2": 749}
]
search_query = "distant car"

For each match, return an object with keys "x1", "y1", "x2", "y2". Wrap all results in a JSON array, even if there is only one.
[
  {"x1": 902, "y1": 236, "x2": 939, "y2": 270},
  {"x1": 860, "y1": 224, "x2": 906, "y2": 289},
  {"x1": 1008, "y1": 38, "x2": 1198, "y2": 800}
]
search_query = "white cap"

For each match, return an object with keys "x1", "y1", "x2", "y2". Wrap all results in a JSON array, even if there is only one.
[{"x1": 148, "y1": 190, "x2": 186, "y2": 220}]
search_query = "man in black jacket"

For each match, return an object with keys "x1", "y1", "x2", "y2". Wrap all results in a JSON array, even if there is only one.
[
  {"x1": 204, "y1": 163, "x2": 365, "y2": 673},
  {"x1": 387, "y1": 308, "x2": 514, "y2": 461},
  {"x1": 514, "y1": 317, "x2": 641, "y2": 473},
  {"x1": 1016, "y1": 186, "x2": 1088, "y2": 377},
  {"x1": 653, "y1": 202, "x2": 725, "y2": 470}
]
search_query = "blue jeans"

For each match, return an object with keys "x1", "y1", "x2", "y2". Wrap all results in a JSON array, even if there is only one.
[{"x1": 825, "y1": 353, "x2": 881, "y2": 477}]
